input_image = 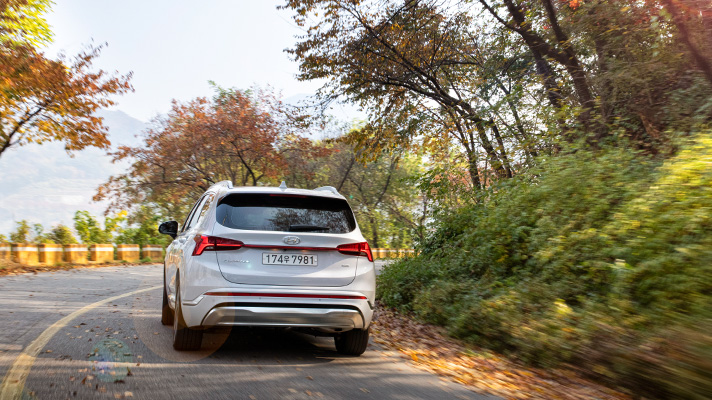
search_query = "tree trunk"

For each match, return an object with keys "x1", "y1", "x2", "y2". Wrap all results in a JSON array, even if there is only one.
[{"x1": 369, "y1": 214, "x2": 379, "y2": 248}]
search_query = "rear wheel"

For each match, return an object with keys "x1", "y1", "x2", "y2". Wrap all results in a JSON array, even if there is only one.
[
  {"x1": 161, "y1": 270, "x2": 174, "y2": 326},
  {"x1": 172, "y1": 280, "x2": 203, "y2": 351},
  {"x1": 335, "y1": 327, "x2": 369, "y2": 356}
]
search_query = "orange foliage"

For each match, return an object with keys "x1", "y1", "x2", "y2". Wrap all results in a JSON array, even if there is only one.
[
  {"x1": 0, "y1": 43, "x2": 133, "y2": 156},
  {"x1": 95, "y1": 88, "x2": 331, "y2": 215}
]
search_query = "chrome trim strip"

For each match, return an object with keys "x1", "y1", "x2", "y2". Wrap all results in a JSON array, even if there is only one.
[{"x1": 201, "y1": 306, "x2": 365, "y2": 329}]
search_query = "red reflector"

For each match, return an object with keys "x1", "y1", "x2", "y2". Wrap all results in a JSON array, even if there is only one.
[
  {"x1": 204, "y1": 292, "x2": 368, "y2": 300},
  {"x1": 192, "y1": 235, "x2": 244, "y2": 256},
  {"x1": 336, "y1": 242, "x2": 373, "y2": 262}
]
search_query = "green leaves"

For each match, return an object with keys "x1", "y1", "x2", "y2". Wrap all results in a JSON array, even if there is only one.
[{"x1": 73, "y1": 210, "x2": 125, "y2": 245}]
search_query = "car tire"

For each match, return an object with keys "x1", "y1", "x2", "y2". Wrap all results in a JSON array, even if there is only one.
[
  {"x1": 161, "y1": 269, "x2": 174, "y2": 326},
  {"x1": 172, "y1": 280, "x2": 203, "y2": 351},
  {"x1": 335, "y1": 327, "x2": 369, "y2": 356}
]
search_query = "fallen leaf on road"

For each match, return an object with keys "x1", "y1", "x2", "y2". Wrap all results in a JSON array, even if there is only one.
[{"x1": 371, "y1": 304, "x2": 630, "y2": 400}]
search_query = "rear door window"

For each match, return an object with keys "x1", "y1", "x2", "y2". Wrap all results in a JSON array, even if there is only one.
[
  {"x1": 216, "y1": 193, "x2": 356, "y2": 233},
  {"x1": 180, "y1": 195, "x2": 205, "y2": 233}
]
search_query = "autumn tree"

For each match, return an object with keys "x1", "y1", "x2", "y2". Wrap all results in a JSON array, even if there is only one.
[
  {"x1": 0, "y1": 0, "x2": 133, "y2": 157},
  {"x1": 477, "y1": 0, "x2": 712, "y2": 146},
  {"x1": 282, "y1": 0, "x2": 712, "y2": 175},
  {"x1": 281, "y1": 0, "x2": 539, "y2": 188},
  {"x1": 340, "y1": 149, "x2": 426, "y2": 248},
  {"x1": 95, "y1": 86, "x2": 326, "y2": 217},
  {"x1": 291, "y1": 138, "x2": 427, "y2": 248}
]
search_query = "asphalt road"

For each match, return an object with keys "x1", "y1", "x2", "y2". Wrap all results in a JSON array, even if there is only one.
[{"x1": 0, "y1": 264, "x2": 494, "y2": 400}]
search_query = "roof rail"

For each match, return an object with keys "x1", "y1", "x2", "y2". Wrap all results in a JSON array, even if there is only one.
[
  {"x1": 314, "y1": 186, "x2": 339, "y2": 196},
  {"x1": 208, "y1": 180, "x2": 233, "y2": 191}
]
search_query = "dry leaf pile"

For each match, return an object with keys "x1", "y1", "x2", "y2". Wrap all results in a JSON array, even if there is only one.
[{"x1": 370, "y1": 306, "x2": 630, "y2": 400}]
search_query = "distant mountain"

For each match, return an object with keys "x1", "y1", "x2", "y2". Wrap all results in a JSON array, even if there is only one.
[{"x1": 0, "y1": 110, "x2": 147, "y2": 236}]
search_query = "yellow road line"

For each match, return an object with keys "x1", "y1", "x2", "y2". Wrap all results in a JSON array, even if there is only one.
[{"x1": 0, "y1": 285, "x2": 161, "y2": 400}]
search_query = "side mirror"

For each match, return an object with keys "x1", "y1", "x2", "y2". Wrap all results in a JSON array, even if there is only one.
[{"x1": 158, "y1": 221, "x2": 179, "y2": 239}]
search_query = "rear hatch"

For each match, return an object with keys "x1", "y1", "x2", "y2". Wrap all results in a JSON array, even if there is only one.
[{"x1": 212, "y1": 192, "x2": 362, "y2": 287}]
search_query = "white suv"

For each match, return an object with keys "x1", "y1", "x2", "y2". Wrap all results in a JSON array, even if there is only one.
[{"x1": 158, "y1": 181, "x2": 376, "y2": 355}]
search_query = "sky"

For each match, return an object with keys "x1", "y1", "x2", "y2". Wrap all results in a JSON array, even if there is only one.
[
  {"x1": 1, "y1": 0, "x2": 360, "y2": 236},
  {"x1": 43, "y1": 0, "x2": 333, "y2": 122}
]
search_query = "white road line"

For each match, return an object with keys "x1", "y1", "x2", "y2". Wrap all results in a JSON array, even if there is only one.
[{"x1": 0, "y1": 285, "x2": 161, "y2": 400}]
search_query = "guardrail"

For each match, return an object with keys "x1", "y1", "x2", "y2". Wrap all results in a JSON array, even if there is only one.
[
  {"x1": 371, "y1": 248, "x2": 417, "y2": 259},
  {"x1": 0, "y1": 243, "x2": 165, "y2": 266}
]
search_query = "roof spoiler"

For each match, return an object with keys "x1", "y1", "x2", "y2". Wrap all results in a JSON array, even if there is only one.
[
  {"x1": 314, "y1": 186, "x2": 339, "y2": 195},
  {"x1": 208, "y1": 180, "x2": 233, "y2": 191}
]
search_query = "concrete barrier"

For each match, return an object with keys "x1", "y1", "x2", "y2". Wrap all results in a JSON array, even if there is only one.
[
  {"x1": 0, "y1": 244, "x2": 10, "y2": 261},
  {"x1": 372, "y1": 248, "x2": 417, "y2": 260},
  {"x1": 12, "y1": 243, "x2": 39, "y2": 266},
  {"x1": 142, "y1": 244, "x2": 163, "y2": 261},
  {"x1": 117, "y1": 244, "x2": 140, "y2": 262},
  {"x1": 38, "y1": 243, "x2": 63, "y2": 265},
  {"x1": 90, "y1": 244, "x2": 114, "y2": 263},
  {"x1": 64, "y1": 244, "x2": 88, "y2": 263}
]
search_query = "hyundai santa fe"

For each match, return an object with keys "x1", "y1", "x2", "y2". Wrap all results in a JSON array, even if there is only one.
[{"x1": 158, "y1": 181, "x2": 376, "y2": 355}]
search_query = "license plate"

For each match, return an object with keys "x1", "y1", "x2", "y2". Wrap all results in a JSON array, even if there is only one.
[{"x1": 262, "y1": 253, "x2": 318, "y2": 266}]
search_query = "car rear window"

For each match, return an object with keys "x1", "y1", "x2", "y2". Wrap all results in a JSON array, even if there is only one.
[{"x1": 216, "y1": 193, "x2": 356, "y2": 233}]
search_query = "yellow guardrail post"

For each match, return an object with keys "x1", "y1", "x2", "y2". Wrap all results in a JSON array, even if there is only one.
[
  {"x1": 117, "y1": 244, "x2": 140, "y2": 262},
  {"x1": 38, "y1": 243, "x2": 63, "y2": 265},
  {"x1": 0, "y1": 243, "x2": 10, "y2": 261},
  {"x1": 12, "y1": 243, "x2": 39, "y2": 266},
  {"x1": 63, "y1": 244, "x2": 88, "y2": 263},
  {"x1": 90, "y1": 244, "x2": 114, "y2": 263},
  {"x1": 142, "y1": 244, "x2": 163, "y2": 261}
]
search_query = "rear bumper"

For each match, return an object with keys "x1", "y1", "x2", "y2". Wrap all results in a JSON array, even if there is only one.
[
  {"x1": 180, "y1": 290, "x2": 374, "y2": 331},
  {"x1": 202, "y1": 305, "x2": 365, "y2": 329}
]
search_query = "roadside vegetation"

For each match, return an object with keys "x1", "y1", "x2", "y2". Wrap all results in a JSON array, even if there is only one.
[
  {"x1": 279, "y1": 0, "x2": 712, "y2": 398},
  {"x1": 378, "y1": 137, "x2": 712, "y2": 398}
]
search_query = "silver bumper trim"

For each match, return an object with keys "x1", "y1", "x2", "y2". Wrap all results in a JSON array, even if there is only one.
[{"x1": 201, "y1": 306, "x2": 365, "y2": 329}]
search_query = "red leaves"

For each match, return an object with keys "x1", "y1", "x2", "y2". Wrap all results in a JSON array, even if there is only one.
[
  {"x1": 95, "y1": 86, "x2": 330, "y2": 214},
  {"x1": 0, "y1": 42, "x2": 133, "y2": 157}
]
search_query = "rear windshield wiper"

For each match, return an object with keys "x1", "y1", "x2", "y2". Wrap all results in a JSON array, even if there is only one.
[{"x1": 288, "y1": 224, "x2": 329, "y2": 232}]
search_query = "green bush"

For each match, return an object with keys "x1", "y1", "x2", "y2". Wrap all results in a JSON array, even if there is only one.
[{"x1": 377, "y1": 134, "x2": 712, "y2": 397}]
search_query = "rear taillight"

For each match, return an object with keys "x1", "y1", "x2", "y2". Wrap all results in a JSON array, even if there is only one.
[
  {"x1": 336, "y1": 242, "x2": 373, "y2": 262},
  {"x1": 192, "y1": 235, "x2": 244, "y2": 256}
]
